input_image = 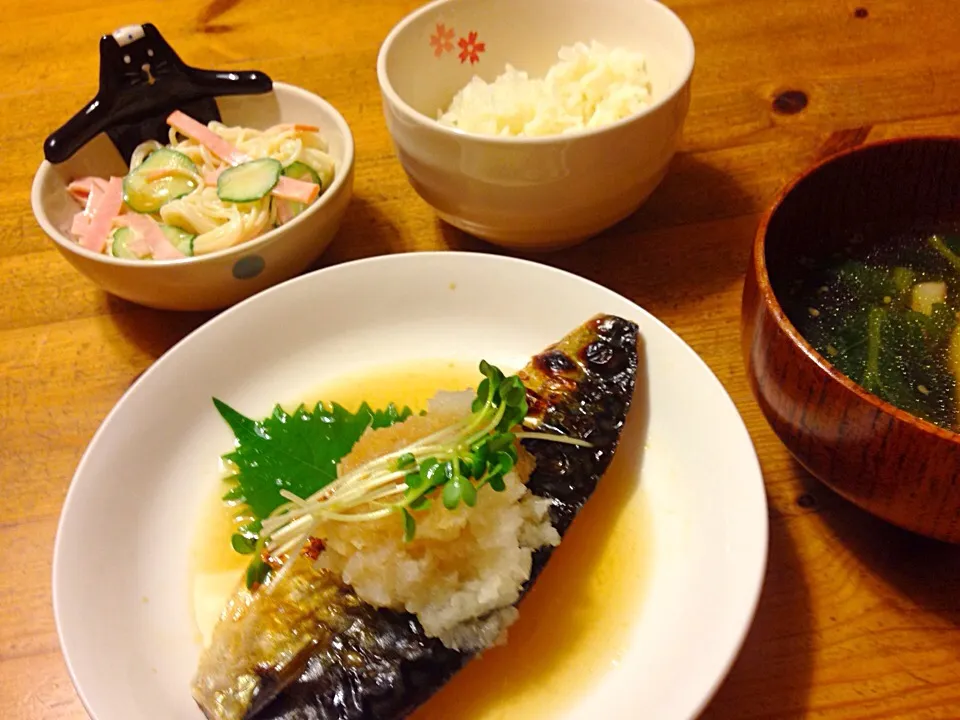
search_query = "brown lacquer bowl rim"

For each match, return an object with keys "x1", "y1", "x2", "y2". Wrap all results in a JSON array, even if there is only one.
[{"x1": 752, "y1": 134, "x2": 960, "y2": 447}]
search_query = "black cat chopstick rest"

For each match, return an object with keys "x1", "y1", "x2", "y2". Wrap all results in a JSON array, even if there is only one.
[{"x1": 43, "y1": 23, "x2": 272, "y2": 165}]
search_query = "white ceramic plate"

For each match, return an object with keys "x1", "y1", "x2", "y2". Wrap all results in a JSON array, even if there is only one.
[{"x1": 53, "y1": 252, "x2": 767, "y2": 720}]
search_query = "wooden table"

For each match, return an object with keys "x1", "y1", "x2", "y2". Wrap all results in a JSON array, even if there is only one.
[{"x1": 3, "y1": 0, "x2": 960, "y2": 717}]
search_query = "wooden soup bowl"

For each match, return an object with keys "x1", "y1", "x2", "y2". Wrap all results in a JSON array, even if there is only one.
[{"x1": 742, "y1": 137, "x2": 960, "y2": 542}]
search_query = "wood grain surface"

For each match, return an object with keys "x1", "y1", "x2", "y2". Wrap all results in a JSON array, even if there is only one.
[{"x1": 2, "y1": 0, "x2": 960, "y2": 718}]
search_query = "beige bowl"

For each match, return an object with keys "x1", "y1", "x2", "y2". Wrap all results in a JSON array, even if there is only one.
[
  {"x1": 31, "y1": 82, "x2": 355, "y2": 311},
  {"x1": 376, "y1": 0, "x2": 695, "y2": 251}
]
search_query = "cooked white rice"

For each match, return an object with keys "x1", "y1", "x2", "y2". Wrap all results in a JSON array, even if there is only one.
[
  {"x1": 437, "y1": 40, "x2": 654, "y2": 137},
  {"x1": 315, "y1": 390, "x2": 560, "y2": 651}
]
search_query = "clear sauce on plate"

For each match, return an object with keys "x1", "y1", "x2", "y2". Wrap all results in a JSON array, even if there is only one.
[{"x1": 190, "y1": 359, "x2": 649, "y2": 718}]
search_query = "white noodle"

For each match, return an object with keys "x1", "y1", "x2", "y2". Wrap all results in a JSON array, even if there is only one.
[
  {"x1": 130, "y1": 140, "x2": 162, "y2": 169},
  {"x1": 121, "y1": 121, "x2": 338, "y2": 256}
]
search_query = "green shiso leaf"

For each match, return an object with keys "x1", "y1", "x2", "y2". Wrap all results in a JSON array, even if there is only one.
[{"x1": 214, "y1": 398, "x2": 413, "y2": 525}]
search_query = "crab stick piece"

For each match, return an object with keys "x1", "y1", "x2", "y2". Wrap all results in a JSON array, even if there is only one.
[
  {"x1": 266, "y1": 123, "x2": 321, "y2": 133},
  {"x1": 67, "y1": 177, "x2": 110, "y2": 205},
  {"x1": 67, "y1": 177, "x2": 95, "y2": 203}
]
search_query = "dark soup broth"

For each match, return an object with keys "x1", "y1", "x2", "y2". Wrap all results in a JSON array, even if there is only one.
[{"x1": 785, "y1": 227, "x2": 960, "y2": 432}]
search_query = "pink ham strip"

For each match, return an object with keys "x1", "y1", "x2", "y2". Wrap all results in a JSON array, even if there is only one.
[
  {"x1": 274, "y1": 176, "x2": 319, "y2": 204},
  {"x1": 167, "y1": 110, "x2": 248, "y2": 166},
  {"x1": 115, "y1": 214, "x2": 184, "y2": 260},
  {"x1": 67, "y1": 177, "x2": 109, "y2": 238},
  {"x1": 68, "y1": 177, "x2": 106, "y2": 241},
  {"x1": 79, "y1": 177, "x2": 123, "y2": 253},
  {"x1": 167, "y1": 110, "x2": 320, "y2": 205},
  {"x1": 84, "y1": 181, "x2": 105, "y2": 216},
  {"x1": 70, "y1": 212, "x2": 91, "y2": 236}
]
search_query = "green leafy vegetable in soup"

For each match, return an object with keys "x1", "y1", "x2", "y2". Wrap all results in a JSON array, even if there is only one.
[{"x1": 789, "y1": 232, "x2": 960, "y2": 431}]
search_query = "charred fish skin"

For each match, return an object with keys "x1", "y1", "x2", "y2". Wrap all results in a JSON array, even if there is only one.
[
  {"x1": 520, "y1": 313, "x2": 639, "y2": 538},
  {"x1": 254, "y1": 605, "x2": 467, "y2": 720},
  {"x1": 212, "y1": 314, "x2": 639, "y2": 720}
]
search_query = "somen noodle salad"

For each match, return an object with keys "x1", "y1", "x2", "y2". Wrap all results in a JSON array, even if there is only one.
[{"x1": 66, "y1": 111, "x2": 336, "y2": 260}]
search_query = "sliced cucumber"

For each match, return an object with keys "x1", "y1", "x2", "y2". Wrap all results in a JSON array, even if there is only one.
[
  {"x1": 110, "y1": 227, "x2": 142, "y2": 259},
  {"x1": 158, "y1": 224, "x2": 196, "y2": 256},
  {"x1": 123, "y1": 148, "x2": 199, "y2": 213},
  {"x1": 217, "y1": 158, "x2": 282, "y2": 203},
  {"x1": 283, "y1": 161, "x2": 322, "y2": 186},
  {"x1": 275, "y1": 161, "x2": 324, "y2": 223}
]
